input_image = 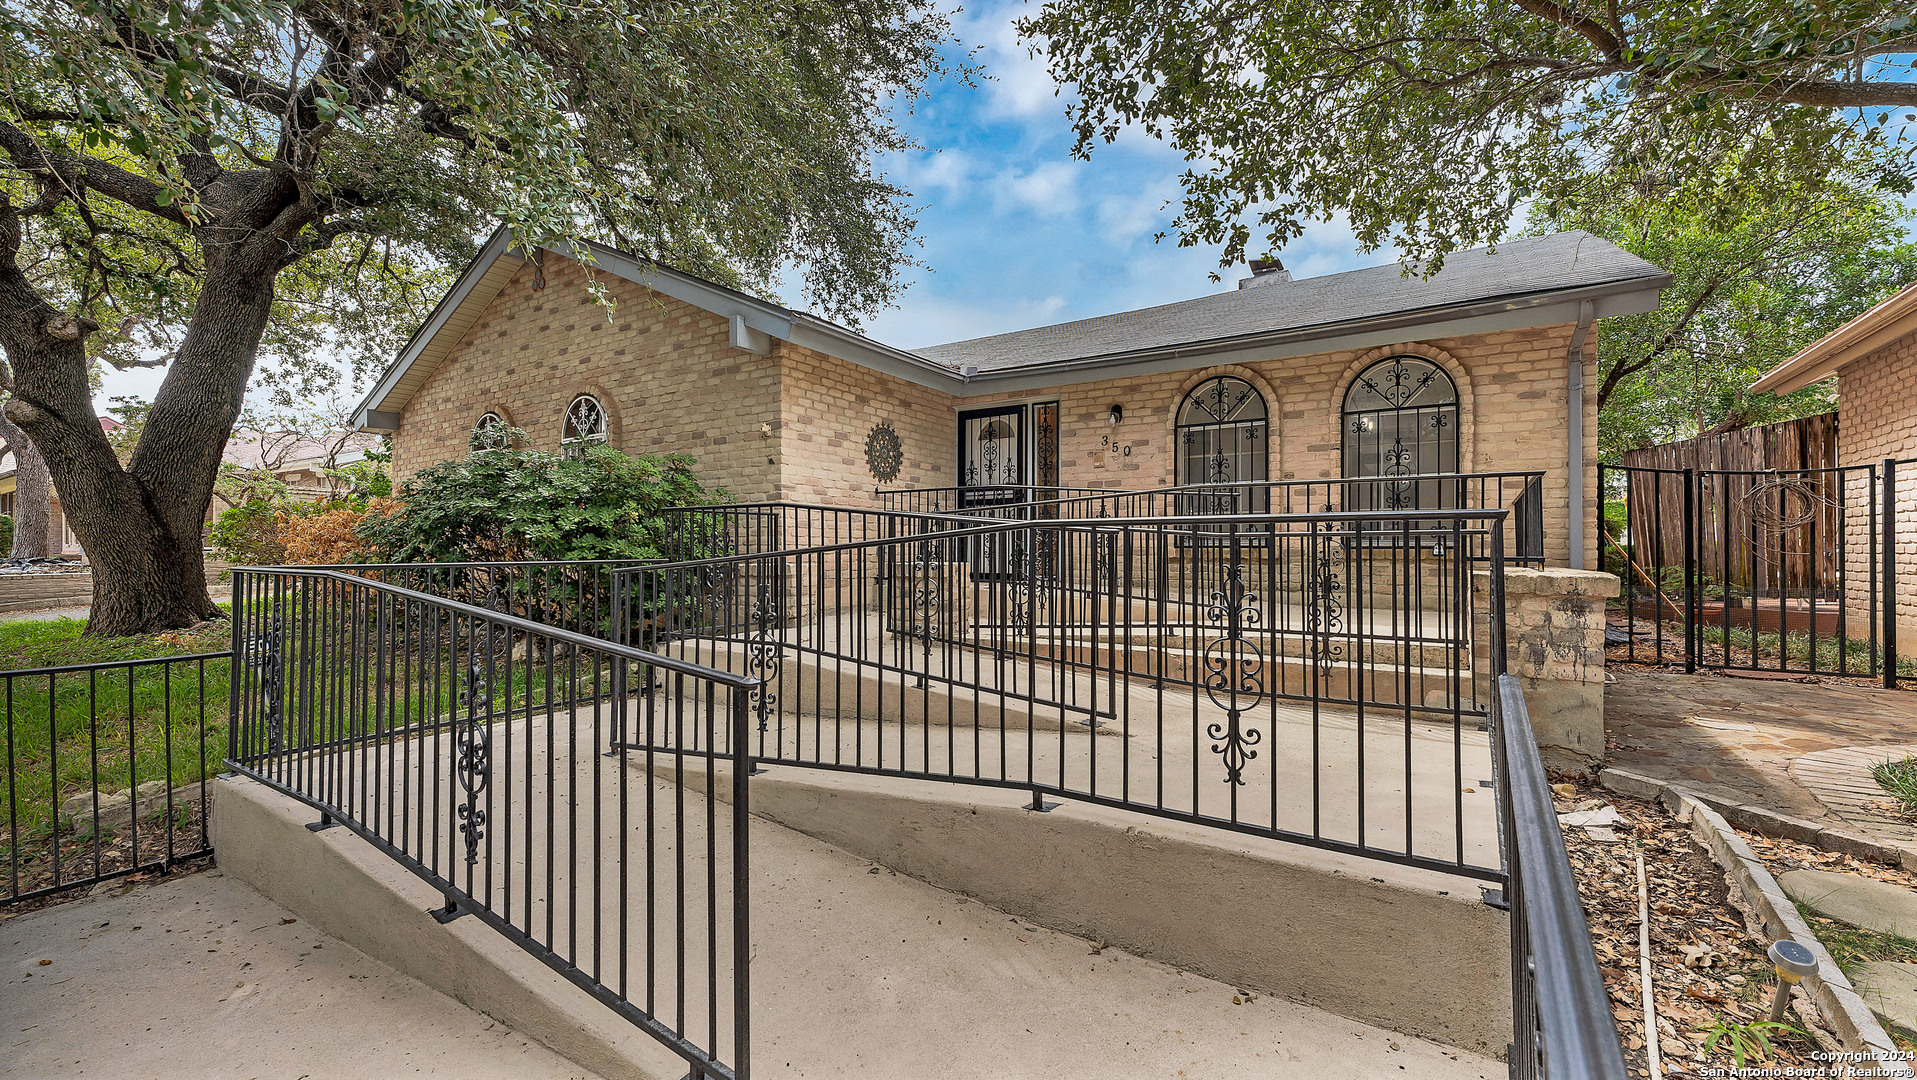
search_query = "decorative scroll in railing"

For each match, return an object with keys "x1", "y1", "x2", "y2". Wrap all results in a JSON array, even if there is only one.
[
  {"x1": 1492, "y1": 674, "x2": 1630, "y2": 1079},
  {"x1": 2, "y1": 652, "x2": 227, "y2": 904},
  {"x1": 616, "y1": 508, "x2": 1511, "y2": 879},
  {"x1": 228, "y1": 567, "x2": 756, "y2": 1080}
]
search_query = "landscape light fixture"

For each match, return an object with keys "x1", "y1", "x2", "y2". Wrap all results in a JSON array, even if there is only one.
[{"x1": 1766, "y1": 939, "x2": 1818, "y2": 1022}]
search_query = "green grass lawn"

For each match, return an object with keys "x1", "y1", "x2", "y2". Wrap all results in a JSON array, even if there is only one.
[{"x1": 2, "y1": 616, "x2": 234, "y2": 893}]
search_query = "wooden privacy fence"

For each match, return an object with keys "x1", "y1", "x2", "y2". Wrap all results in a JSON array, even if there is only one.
[{"x1": 1617, "y1": 414, "x2": 1847, "y2": 594}]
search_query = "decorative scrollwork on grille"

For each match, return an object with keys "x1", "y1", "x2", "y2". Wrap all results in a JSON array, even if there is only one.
[
  {"x1": 747, "y1": 581, "x2": 781, "y2": 732},
  {"x1": 1203, "y1": 562, "x2": 1264, "y2": 786},
  {"x1": 911, "y1": 536, "x2": 943, "y2": 647},
  {"x1": 250, "y1": 608, "x2": 287, "y2": 752},
  {"x1": 1005, "y1": 533, "x2": 1034, "y2": 631},
  {"x1": 1307, "y1": 532, "x2": 1347, "y2": 680},
  {"x1": 455, "y1": 659, "x2": 492, "y2": 867}
]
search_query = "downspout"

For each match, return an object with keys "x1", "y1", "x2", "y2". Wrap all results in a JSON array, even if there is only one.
[{"x1": 1567, "y1": 300, "x2": 1595, "y2": 569}]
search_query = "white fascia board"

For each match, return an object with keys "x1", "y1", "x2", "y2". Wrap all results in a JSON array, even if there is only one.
[
  {"x1": 351, "y1": 225, "x2": 520, "y2": 429},
  {"x1": 783, "y1": 319, "x2": 967, "y2": 393},
  {"x1": 573, "y1": 240, "x2": 794, "y2": 343},
  {"x1": 958, "y1": 280, "x2": 1667, "y2": 396}
]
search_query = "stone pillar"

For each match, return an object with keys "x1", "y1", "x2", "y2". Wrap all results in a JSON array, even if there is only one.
[{"x1": 1475, "y1": 566, "x2": 1620, "y2": 776}]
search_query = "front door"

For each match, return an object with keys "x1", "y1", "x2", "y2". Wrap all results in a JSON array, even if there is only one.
[{"x1": 957, "y1": 403, "x2": 1060, "y2": 579}]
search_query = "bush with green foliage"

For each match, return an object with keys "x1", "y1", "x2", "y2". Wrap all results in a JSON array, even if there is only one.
[
  {"x1": 356, "y1": 446, "x2": 718, "y2": 563},
  {"x1": 0, "y1": 513, "x2": 13, "y2": 556},
  {"x1": 208, "y1": 501, "x2": 288, "y2": 565}
]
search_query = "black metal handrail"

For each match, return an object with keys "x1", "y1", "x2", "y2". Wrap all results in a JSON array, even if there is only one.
[
  {"x1": 287, "y1": 558, "x2": 664, "y2": 639},
  {"x1": 1492, "y1": 673, "x2": 1628, "y2": 1079},
  {"x1": 227, "y1": 566, "x2": 756, "y2": 1080},
  {"x1": 616, "y1": 506, "x2": 1514, "y2": 880}
]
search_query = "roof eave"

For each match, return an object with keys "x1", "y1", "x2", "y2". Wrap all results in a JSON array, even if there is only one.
[
  {"x1": 953, "y1": 272, "x2": 1671, "y2": 394},
  {"x1": 1752, "y1": 282, "x2": 1917, "y2": 396}
]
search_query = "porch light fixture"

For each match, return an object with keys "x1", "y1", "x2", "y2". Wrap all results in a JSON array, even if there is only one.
[{"x1": 1109, "y1": 404, "x2": 1123, "y2": 426}]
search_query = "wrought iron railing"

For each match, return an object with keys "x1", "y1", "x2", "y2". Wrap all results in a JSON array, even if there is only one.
[
  {"x1": 293, "y1": 559, "x2": 663, "y2": 639},
  {"x1": 617, "y1": 508, "x2": 1510, "y2": 878},
  {"x1": 228, "y1": 567, "x2": 756, "y2": 1080},
  {"x1": 1600, "y1": 462, "x2": 1890, "y2": 680},
  {"x1": 876, "y1": 472, "x2": 1547, "y2": 561},
  {"x1": 1492, "y1": 673, "x2": 1629, "y2": 1079},
  {"x1": 2, "y1": 651, "x2": 227, "y2": 904}
]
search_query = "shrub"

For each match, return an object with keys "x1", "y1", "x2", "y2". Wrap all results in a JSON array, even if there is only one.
[
  {"x1": 278, "y1": 500, "x2": 396, "y2": 565},
  {"x1": 208, "y1": 501, "x2": 287, "y2": 565},
  {"x1": 357, "y1": 446, "x2": 719, "y2": 563},
  {"x1": 0, "y1": 514, "x2": 13, "y2": 556}
]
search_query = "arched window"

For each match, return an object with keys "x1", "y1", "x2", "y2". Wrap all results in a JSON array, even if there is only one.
[
  {"x1": 471, "y1": 412, "x2": 509, "y2": 452},
  {"x1": 1341, "y1": 355, "x2": 1459, "y2": 509},
  {"x1": 560, "y1": 395, "x2": 609, "y2": 459},
  {"x1": 1176, "y1": 375, "x2": 1269, "y2": 515}
]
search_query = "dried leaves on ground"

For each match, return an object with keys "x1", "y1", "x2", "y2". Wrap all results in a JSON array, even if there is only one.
[{"x1": 1555, "y1": 777, "x2": 1829, "y2": 1076}]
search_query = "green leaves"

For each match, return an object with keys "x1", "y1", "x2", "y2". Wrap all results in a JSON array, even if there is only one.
[
  {"x1": 1021, "y1": 0, "x2": 1917, "y2": 270},
  {"x1": 356, "y1": 445, "x2": 719, "y2": 564},
  {"x1": 1534, "y1": 162, "x2": 1917, "y2": 457}
]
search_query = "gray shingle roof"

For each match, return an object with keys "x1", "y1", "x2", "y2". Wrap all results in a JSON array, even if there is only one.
[{"x1": 914, "y1": 231, "x2": 1664, "y2": 373}]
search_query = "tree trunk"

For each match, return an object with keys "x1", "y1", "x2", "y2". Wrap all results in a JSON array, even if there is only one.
[
  {"x1": 0, "y1": 238, "x2": 291, "y2": 635},
  {"x1": 0, "y1": 409, "x2": 53, "y2": 558}
]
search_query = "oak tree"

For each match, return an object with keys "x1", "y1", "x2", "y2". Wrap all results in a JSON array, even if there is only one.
[
  {"x1": 0, "y1": 0, "x2": 954, "y2": 633},
  {"x1": 1020, "y1": 0, "x2": 1917, "y2": 269}
]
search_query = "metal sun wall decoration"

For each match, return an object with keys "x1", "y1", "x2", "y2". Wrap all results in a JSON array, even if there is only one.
[{"x1": 865, "y1": 421, "x2": 904, "y2": 482}]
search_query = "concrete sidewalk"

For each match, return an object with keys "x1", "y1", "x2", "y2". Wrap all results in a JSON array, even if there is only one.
[{"x1": 0, "y1": 870, "x2": 601, "y2": 1079}]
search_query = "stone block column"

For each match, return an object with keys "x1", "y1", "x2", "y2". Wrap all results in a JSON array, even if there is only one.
[{"x1": 1474, "y1": 566, "x2": 1620, "y2": 776}]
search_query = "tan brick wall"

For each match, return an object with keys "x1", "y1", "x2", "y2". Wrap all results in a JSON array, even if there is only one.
[
  {"x1": 392, "y1": 255, "x2": 783, "y2": 501},
  {"x1": 1836, "y1": 326, "x2": 1917, "y2": 649},
  {"x1": 391, "y1": 252, "x2": 1596, "y2": 568},
  {"x1": 776, "y1": 344, "x2": 958, "y2": 507},
  {"x1": 952, "y1": 324, "x2": 1595, "y2": 567}
]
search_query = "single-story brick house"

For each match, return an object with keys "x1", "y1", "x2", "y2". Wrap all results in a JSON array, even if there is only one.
[
  {"x1": 1752, "y1": 279, "x2": 1917, "y2": 644},
  {"x1": 353, "y1": 227, "x2": 1669, "y2": 569}
]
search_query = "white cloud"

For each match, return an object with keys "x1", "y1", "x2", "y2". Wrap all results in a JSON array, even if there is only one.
[
  {"x1": 958, "y1": 1, "x2": 1068, "y2": 121},
  {"x1": 887, "y1": 148, "x2": 977, "y2": 199},
  {"x1": 863, "y1": 291, "x2": 1069, "y2": 349},
  {"x1": 993, "y1": 162, "x2": 1081, "y2": 216}
]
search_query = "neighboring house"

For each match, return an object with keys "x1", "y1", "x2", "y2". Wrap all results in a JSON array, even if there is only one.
[
  {"x1": 0, "y1": 416, "x2": 122, "y2": 557},
  {"x1": 218, "y1": 428, "x2": 385, "y2": 507},
  {"x1": 1752, "y1": 280, "x2": 1917, "y2": 645},
  {"x1": 353, "y1": 227, "x2": 1672, "y2": 569},
  {"x1": 0, "y1": 424, "x2": 380, "y2": 559}
]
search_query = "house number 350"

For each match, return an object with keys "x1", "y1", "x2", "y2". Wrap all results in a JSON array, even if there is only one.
[{"x1": 1100, "y1": 435, "x2": 1132, "y2": 456}]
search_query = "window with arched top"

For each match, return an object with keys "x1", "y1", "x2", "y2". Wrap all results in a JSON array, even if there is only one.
[
  {"x1": 471, "y1": 412, "x2": 509, "y2": 452},
  {"x1": 560, "y1": 395, "x2": 609, "y2": 459},
  {"x1": 1342, "y1": 355, "x2": 1459, "y2": 510},
  {"x1": 1176, "y1": 375, "x2": 1270, "y2": 517}
]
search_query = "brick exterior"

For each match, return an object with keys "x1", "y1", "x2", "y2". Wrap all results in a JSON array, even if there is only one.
[
  {"x1": 392, "y1": 256, "x2": 785, "y2": 501},
  {"x1": 1836, "y1": 325, "x2": 1917, "y2": 648},
  {"x1": 390, "y1": 251, "x2": 1599, "y2": 567}
]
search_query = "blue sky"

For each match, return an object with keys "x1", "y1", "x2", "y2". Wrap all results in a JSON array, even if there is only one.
[{"x1": 844, "y1": 0, "x2": 1394, "y2": 350}]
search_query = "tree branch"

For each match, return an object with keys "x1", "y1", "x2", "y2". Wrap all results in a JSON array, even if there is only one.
[
  {"x1": 0, "y1": 120, "x2": 190, "y2": 226},
  {"x1": 1508, "y1": 0, "x2": 1624, "y2": 62}
]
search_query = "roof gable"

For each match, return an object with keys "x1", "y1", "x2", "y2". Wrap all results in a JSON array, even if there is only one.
[{"x1": 354, "y1": 227, "x2": 1669, "y2": 428}]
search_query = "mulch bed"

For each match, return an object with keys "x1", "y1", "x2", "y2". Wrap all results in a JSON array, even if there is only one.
[
  {"x1": 1555, "y1": 776, "x2": 1834, "y2": 1076},
  {"x1": 3, "y1": 802, "x2": 211, "y2": 915}
]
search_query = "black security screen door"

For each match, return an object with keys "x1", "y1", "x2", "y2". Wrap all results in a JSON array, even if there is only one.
[{"x1": 959, "y1": 405, "x2": 1026, "y2": 503}]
